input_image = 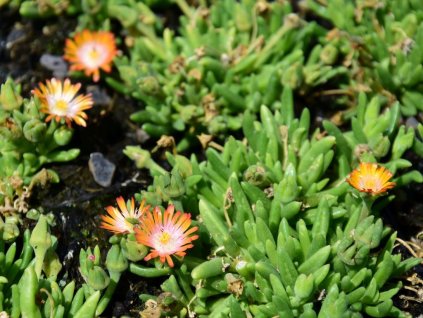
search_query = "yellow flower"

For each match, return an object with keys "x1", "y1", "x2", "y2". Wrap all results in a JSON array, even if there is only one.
[
  {"x1": 101, "y1": 197, "x2": 150, "y2": 234},
  {"x1": 135, "y1": 205, "x2": 199, "y2": 268},
  {"x1": 32, "y1": 78, "x2": 93, "y2": 127},
  {"x1": 64, "y1": 30, "x2": 117, "y2": 82},
  {"x1": 346, "y1": 162, "x2": 396, "y2": 195}
]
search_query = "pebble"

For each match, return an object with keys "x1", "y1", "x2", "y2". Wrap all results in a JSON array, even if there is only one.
[
  {"x1": 405, "y1": 116, "x2": 419, "y2": 129},
  {"x1": 40, "y1": 54, "x2": 68, "y2": 79},
  {"x1": 88, "y1": 152, "x2": 116, "y2": 187},
  {"x1": 87, "y1": 85, "x2": 112, "y2": 106}
]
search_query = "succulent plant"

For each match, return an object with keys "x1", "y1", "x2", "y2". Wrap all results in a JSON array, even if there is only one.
[
  {"x1": 1, "y1": 1, "x2": 422, "y2": 316},
  {"x1": 110, "y1": 0, "x2": 347, "y2": 151},
  {"x1": 78, "y1": 242, "x2": 129, "y2": 316},
  {"x1": 0, "y1": 214, "x2": 114, "y2": 318},
  {"x1": 0, "y1": 79, "x2": 80, "y2": 218},
  {"x1": 302, "y1": 0, "x2": 423, "y2": 116},
  {"x1": 126, "y1": 93, "x2": 421, "y2": 316},
  {"x1": 6, "y1": 0, "x2": 167, "y2": 31}
]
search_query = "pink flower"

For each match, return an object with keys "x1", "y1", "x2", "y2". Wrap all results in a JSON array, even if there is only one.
[{"x1": 135, "y1": 205, "x2": 199, "y2": 268}]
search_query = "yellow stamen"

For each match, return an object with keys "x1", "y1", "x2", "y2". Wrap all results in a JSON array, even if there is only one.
[
  {"x1": 159, "y1": 232, "x2": 171, "y2": 244},
  {"x1": 55, "y1": 100, "x2": 68, "y2": 111},
  {"x1": 89, "y1": 48, "x2": 100, "y2": 61},
  {"x1": 359, "y1": 176, "x2": 381, "y2": 190}
]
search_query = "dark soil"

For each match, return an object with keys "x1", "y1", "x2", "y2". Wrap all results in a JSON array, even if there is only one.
[{"x1": 1, "y1": 4, "x2": 422, "y2": 318}]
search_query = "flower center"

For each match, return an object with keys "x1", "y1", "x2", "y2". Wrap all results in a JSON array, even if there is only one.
[
  {"x1": 55, "y1": 100, "x2": 69, "y2": 111},
  {"x1": 89, "y1": 48, "x2": 101, "y2": 61},
  {"x1": 79, "y1": 43, "x2": 106, "y2": 68},
  {"x1": 159, "y1": 231, "x2": 171, "y2": 244},
  {"x1": 360, "y1": 175, "x2": 381, "y2": 191}
]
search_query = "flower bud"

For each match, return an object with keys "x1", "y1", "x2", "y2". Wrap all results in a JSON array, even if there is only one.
[
  {"x1": 243, "y1": 164, "x2": 271, "y2": 188},
  {"x1": 53, "y1": 125, "x2": 73, "y2": 146},
  {"x1": 87, "y1": 266, "x2": 110, "y2": 290},
  {"x1": 163, "y1": 171, "x2": 186, "y2": 199},
  {"x1": 2, "y1": 219, "x2": 19, "y2": 242},
  {"x1": 281, "y1": 62, "x2": 303, "y2": 89},
  {"x1": 320, "y1": 44, "x2": 338, "y2": 65},
  {"x1": 0, "y1": 79, "x2": 23, "y2": 111},
  {"x1": 121, "y1": 235, "x2": 148, "y2": 262},
  {"x1": 106, "y1": 244, "x2": 128, "y2": 273},
  {"x1": 138, "y1": 76, "x2": 161, "y2": 96},
  {"x1": 371, "y1": 136, "x2": 390, "y2": 158},
  {"x1": 23, "y1": 119, "x2": 47, "y2": 142}
]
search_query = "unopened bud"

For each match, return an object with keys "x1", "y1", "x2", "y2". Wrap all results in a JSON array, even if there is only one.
[
  {"x1": 320, "y1": 44, "x2": 338, "y2": 65},
  {"x1": 0, "y1": 79, "x2": 23, "y2": 111},
  {"x1": 243, "y1": 164, "x2": 271, "y2": 188},
  {"x1": 106, "y1": 244, "x2": 128, "y2": 273},
  {"x1": 53, "y1": 125, "x2": 73, "y2": 145},
  {"x1": 282, "y1": 62, "x2": 303, "y2": 89},
  {"x1": 121, "y1": 233, "x2": 148, "y2": 262},
  {"x1": 87, "y1": 266, "x2": 110, "y2": 290},
  {"x1": 23, "y1": 119, "x2": 47, "y2": 142}
]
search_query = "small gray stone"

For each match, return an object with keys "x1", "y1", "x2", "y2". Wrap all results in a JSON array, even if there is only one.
[
  {"x1": 40, "y1": 54, "x2": 68, "y2": 78},
  {"x1": 86, "y1": 86, "x2": 112, "y2": 106},
  {"x1": 88, "y1": 152, "x2": 116, "y2": 187},
  {"x1": 405, "y1": 116, "x2": 419, "y2": 129}
]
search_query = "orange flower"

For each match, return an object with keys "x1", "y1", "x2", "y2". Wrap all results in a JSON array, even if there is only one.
[
  {"x1": 346, "y1": 162, "x2": 396, "y2": 195},
  {"x1": 64, "y1": 30, "x2": 117, "y2": 82},
  {"x1": 135, "y1": 205, "x2": 199, "y2": 268},
  {"x1": 32, "y1": 78, "x2": 93, "y2": 127},
  {"x1": 101, "y1": 197, "x2": 150, "y2": 234}
]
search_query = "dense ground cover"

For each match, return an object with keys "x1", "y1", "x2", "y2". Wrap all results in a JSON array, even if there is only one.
[{"x1": 0, "y1": 1, "x2": 423, "y2": 317}]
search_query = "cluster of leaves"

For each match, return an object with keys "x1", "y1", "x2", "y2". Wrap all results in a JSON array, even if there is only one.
[
  {"x1": 108, "y1": 0, "x2": 346, "y2": 151},
  {"x1": 1, "y1": 0, "x2": 168, "y2": 28},
  {"x1": 0, "y1": 0, "x2": 422, "y2": 317},
  {"x1": 303, "y1": 0, "x2": 423, "y2": 116},
  {"x1": 0, "y1": 79, "x2": 80, "y2": 237},
  {"x1": 122, "y1": 92, "x2": 422, "y2": 317},
  {"x1": 0, "y1": 215, "x2": 114, "y2": 318}
]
